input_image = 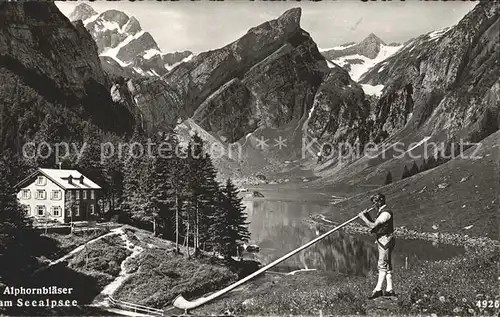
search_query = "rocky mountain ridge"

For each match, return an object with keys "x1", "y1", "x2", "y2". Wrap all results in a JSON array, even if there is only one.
[
  {"x1": 2, "y1": 1, "x2": 497, "y2": 186},
  {"x1": 314, "y1": 1, "x2": 499, "y2": 190},
  {"x1": 360, "y1": 2, "x2": 499, "y2": 143},
  {"x1": 117, "y1": 3, "x2": 498, "y2": 181},
  {"x1": 67, "y1": 3, "x2": 193, "y2": 78},
  {"x1": 0, "y1": 2, "x2": 135, "y2": 152},
  {"x1": 124, "y1": 7, "x2": 374, "y2": 164}
]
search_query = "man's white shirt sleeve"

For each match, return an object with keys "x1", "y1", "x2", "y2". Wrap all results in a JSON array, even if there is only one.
[{"x1": 374, "y1": 211, "x2": 391, "y2": 225}]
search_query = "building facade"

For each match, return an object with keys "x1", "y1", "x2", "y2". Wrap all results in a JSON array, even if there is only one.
[{"x1": 16, "y1": 168, "x2": 101, "y2": 224}]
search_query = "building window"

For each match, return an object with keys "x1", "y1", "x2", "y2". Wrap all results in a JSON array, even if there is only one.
[
  {"x1": 74, "y1": 207, "x2": 80, "y2": 217},
  {"x1": 36, "y1": 190, "x2": 46, "y2": 200},
  {"x1": 37, "y1": 205, "x2": 45, "y2": 216},
  {"x1": 36, "y1": 176, "x2": 46, "y2": 186},
  {"x1": 52, "y1": 206, "x2": 61, "y2": 217},
  {"x1": 89, "y1": 204, "x2": 95, "y2": 215},
  {"x1": 22, "y1": 205, "x2": 31, "y2": 215},
  {"x1": 22, "y1": 189, "x2": 31, "y2": 199},
  {"x1": 90, "y1": 190, "x2": 95, "y2": 199},
  {"x1": 52, "y1": 190, "x2": 62, "y2": 200},
  {"x1": 75, "y1": 191, "x2": 80, "y2": 200},
  {"x1": 83, "y1": 190, "x2": 88, "y2": 200}
]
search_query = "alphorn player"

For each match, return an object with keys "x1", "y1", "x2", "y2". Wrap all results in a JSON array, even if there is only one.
[{"x1": 358, "y1": 193, "x2": 396, "y2": 299}]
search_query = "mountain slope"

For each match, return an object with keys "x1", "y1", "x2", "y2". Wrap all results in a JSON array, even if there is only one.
[
  {"x1": 360, "y1": 2, "x2": 499, "y2": 142},
  {"x1": 321, "y1": 130, "x2": 499, "y2": 239},
  {"x1": 67, "y1": 3, "x2": 193, "y2": 78},
  {"x1": 0, "y1": 2, "x2": 135, "y2": 152},
  {"x1": 314, "y1": 1, "x2": 499, "y2": 192}
]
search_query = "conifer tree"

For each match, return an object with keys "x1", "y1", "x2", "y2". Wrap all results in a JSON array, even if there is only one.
[
  {"x1": 184, "y1": 133, "x2": 221, "y2": 255},
  {"x1": 427, "y1": 155, "x2": 437, "y2": 170},
  {"x1": 401, "y1": 165, "x2": 410, "y2": 179},
  {"x1": 0, "y1": 161, "x2": 36, "y2": 284},
  {"x1": 410, "y1": 160, "x2": 420, "y2": 176},
  {"x1": 161, "y1": 133, "x2": 187, "y2": 251},
  {"x1": 384, "y1": 171, "x2": 393, "y2": 185},
  {"x1": 421, "y1": 158, "x2": 428, "y2": 172},
  {"x1": 122, "y1": 129, "x2": 155, "y2": 225},
  {"x1": 214, "y1": 179, "x2": 250, "y2": 259},
  {"x1": 148, "y1": 133, "x2": 178, "y2": 236}
]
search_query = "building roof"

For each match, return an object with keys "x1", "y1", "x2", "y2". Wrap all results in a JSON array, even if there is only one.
[
  {"x1": 16, "y1": 168, "x2": 102, "y2": 190},
  {"x1": 39, "y1": 168, "x2": 101, "y2": 190}
]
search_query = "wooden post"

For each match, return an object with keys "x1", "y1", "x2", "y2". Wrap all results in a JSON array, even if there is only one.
[
  {"x1": 195, "y1": 205, "x2": 199, "y2": 252},
  {"x1": 153, "y1": 217, "x2": 156, "y2": 236},
  {"x1": 175, "y1": 193, "x2": 179, "y2": 253},
  {"x1": 186, "y1": 220, "x2": 190, "y2": 258}
]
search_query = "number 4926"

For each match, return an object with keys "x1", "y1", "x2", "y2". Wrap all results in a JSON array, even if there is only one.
[{"x1": 476, "y1": 300, "x2": 499, "y2": 309}]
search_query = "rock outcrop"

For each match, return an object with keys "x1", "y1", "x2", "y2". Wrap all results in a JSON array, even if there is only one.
[
  {"x1": 69, "y1": 3, "x2": 97, "y2": 22},
  {"x1": 131, "y1": 8, "x2": 331, "y2": 142},
  {"x1": 306, "y1": 64, "x2": 371, "y2": 151}
]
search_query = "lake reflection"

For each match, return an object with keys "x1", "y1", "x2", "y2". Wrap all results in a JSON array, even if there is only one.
[{"x1": 242, "y1": 199, "x2": 465, "y2": 276}]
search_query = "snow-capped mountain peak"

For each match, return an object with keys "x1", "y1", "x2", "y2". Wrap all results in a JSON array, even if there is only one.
[
  {"x1": 320, "y1": 33, "x2": 402, "y2": 95},
  {"x1": 67, "y1": 5, "x2": 193, "y2": 78}
]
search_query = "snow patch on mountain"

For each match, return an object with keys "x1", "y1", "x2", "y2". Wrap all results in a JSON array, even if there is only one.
[
  {"x1": 165, "y1": 54, "x2": 195, "y2": 71},
  {"x1": 83, "y1": 14, "x2": 99, "y2": 25},
  {"x1": 331, "y1": 44, "x2": 402, "y2": 81},
  {"x1": 97, "y1": 20, "x2": 122, "y2": 33},
  {"x1": 101, "y1": 31, "x2": 145, "y2": 62},
  {"x1": 361, "y1": 84, "x2": 384, "y2": 96},
  {"x1": 326, "y1": 60, "x2": 336, "y2": 68},
  {"x1": 428, "y1": 27, "x2": 452, "y2": 40},
  {"x1": 143, "y1": 48, "x2": 161, "y2": 59},
  {"x1": 319, "y1": 43, "x2": 356, "y2": 52}
]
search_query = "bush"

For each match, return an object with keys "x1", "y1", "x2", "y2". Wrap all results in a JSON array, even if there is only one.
[
  {"x1": 67, "y1": 235, "x2": 131, "y2": 277},
  {"x1": 113, "y1": 249, "x2": 238, "y2": 309},
  {"x1": 39, "y1": 229, "x2": 109, "y2": 260}
]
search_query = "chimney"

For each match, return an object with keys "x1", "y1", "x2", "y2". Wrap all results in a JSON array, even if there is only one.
[
  {"x1": 68, "y1": 175, "x2": 73, "y2": 184},
  {"x1": 79, "y1": 176, "x2": 84, "y2": 184}
]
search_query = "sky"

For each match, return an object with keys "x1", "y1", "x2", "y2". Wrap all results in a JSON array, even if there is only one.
[{"x1": 56, "y1": 1, "x2": 477, "y2": 53}]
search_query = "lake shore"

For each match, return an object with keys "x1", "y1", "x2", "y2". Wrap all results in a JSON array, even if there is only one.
[
  {"x1": 307, "y1": 214, "x2": 500, "y2": 252},
  {"x1": 198, "y1": 186, "x2": 499, "y2": 316}
]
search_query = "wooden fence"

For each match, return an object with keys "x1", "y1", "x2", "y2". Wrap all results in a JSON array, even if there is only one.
[{"x1": 107, "y1": 296, "x2": 164, "y2": 316}]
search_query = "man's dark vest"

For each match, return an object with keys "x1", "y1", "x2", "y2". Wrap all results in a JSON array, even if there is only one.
[{"x1": 370, "y1": 207, "x2": 394, "y2": 238}]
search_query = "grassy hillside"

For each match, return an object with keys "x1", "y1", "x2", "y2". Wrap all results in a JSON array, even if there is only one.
[
  {"x1": 319, "y1": 131, "x2": 499, "y2": 239},
  {"x1": 195, "y1": 246, "x2": 499, "y2": 316},
  {"x1": 2, "y1": 225, "x2": 247, "y2": 316},
  {"x1": 112, "y1": 227, "x2": 259, "y2": 309}
]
